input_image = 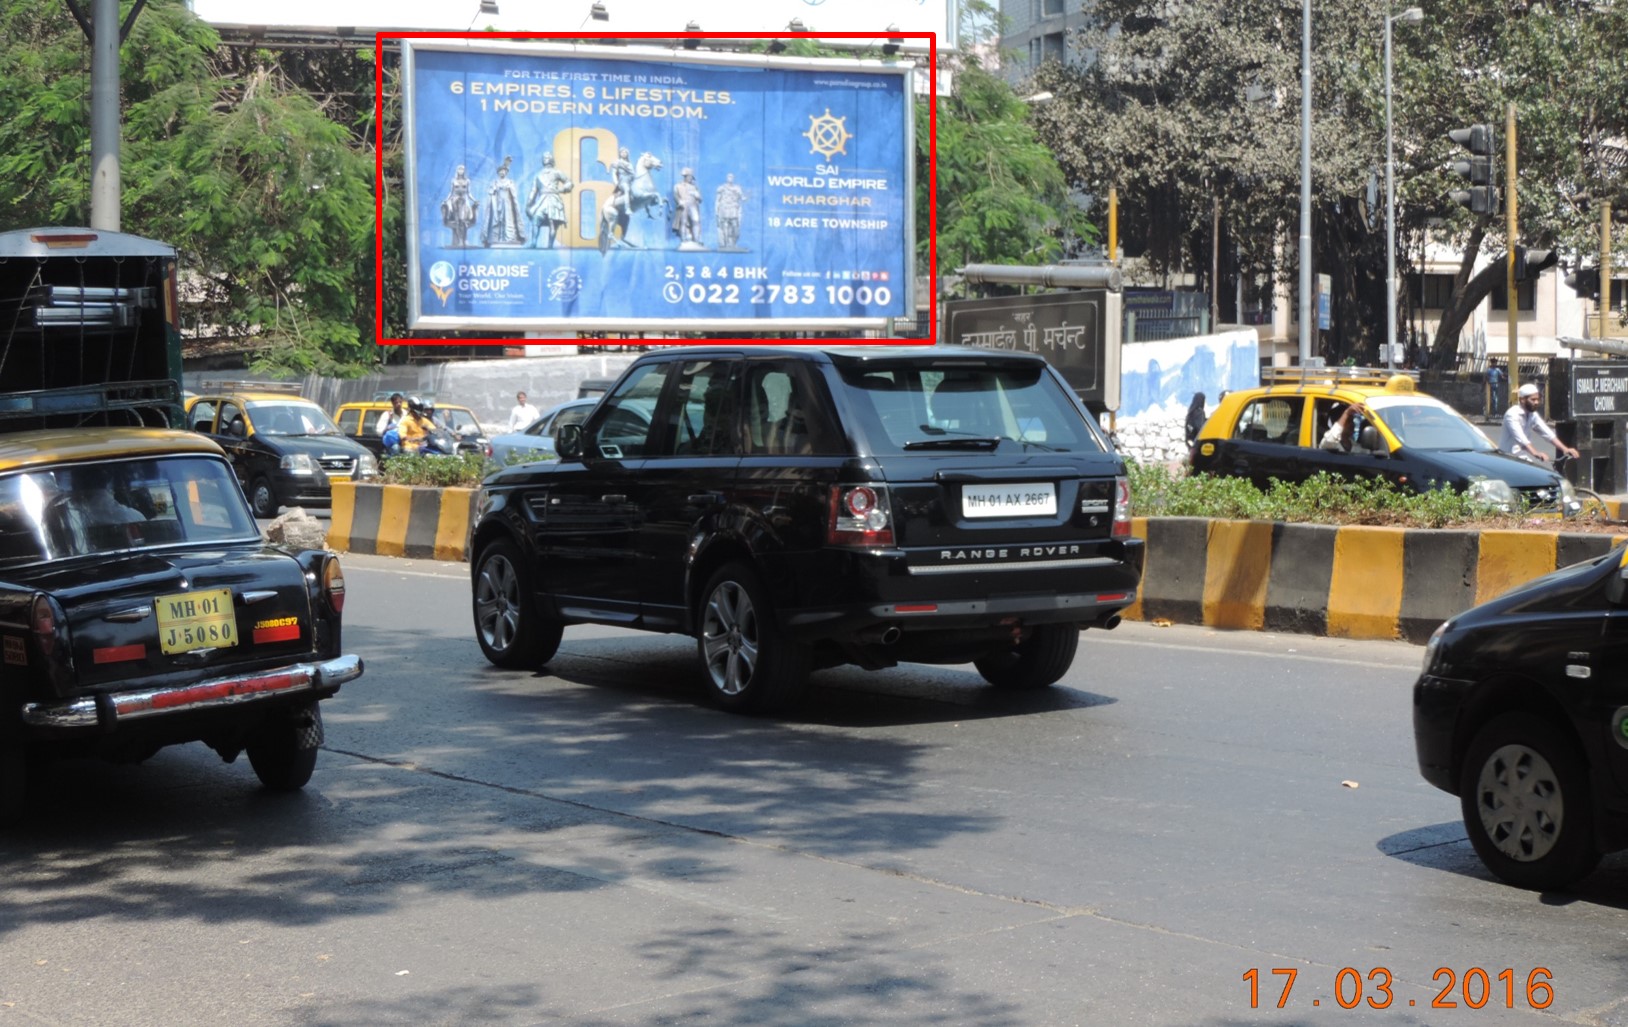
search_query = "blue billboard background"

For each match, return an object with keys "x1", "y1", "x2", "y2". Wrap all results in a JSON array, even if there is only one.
[{"x1": 406, "y1": 44, "x2": 912, "y2": 329}]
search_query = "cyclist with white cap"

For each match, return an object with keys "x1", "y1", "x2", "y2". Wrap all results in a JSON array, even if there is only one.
[{"x1": 1499, "y1": 382, "x2": 1579, "y2": 464}]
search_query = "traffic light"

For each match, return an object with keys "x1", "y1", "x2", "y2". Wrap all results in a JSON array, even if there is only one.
[
  {"x1": 1513, "y1": 247, "x2": 1557, "y2": 282},
  {"x1": 1565, "y1": 266, "x2": 1601, "y2": 300},
  {"x1": 1448, "y1": 123, "x2": 1498, "y2": 215}
]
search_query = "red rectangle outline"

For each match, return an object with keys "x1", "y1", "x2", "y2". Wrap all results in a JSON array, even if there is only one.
[{"x1": 373, "y1": 31, "x2": 938, "y2": 349}]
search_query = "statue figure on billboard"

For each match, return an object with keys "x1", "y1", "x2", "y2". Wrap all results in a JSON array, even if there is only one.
[
  {"x1": 608, "y1": 147, "x2": 635, "y2": 196},
  {"x1": 525, "y1": 153, "x2": 573, "y2": 249},
  {"x1": 714, "y1": 172, "x2": 745, "y2": 251},
  {"x1": 481, "y1": 156, "x2": 526, "y2": 247},
  {"x1": 598, "y1": 152, "x2": 667, "y2": 254},
  {"x1": 440, "y1": 164, "x2": 478, "y2": 248},
  {"x1": 671, "y1": 167, "x2": 704, "y2": 250}
]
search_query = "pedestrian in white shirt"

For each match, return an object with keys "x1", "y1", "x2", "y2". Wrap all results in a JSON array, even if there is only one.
[
  {"x1": 507, "y1": 391, "x2": 540, "y2": 432},
  {"x1": 1499, "y1": 383, "x2": 1579, "y2": 464},
  {"x1": 376, "y1": 392, "x2": 406, "y2": 435}
]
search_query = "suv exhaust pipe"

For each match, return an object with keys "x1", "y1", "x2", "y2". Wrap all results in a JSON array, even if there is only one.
[
  {"x1": 1094, "y1": 612, "x2": 1122, "y2": 631},
  {"x1": 855, "y1": 625, "x2": 901, "y2": 646}
]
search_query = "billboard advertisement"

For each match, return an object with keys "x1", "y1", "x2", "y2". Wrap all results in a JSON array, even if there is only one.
[{"x1": 402, "y1": 41, "x2": 916, "y2": 334}]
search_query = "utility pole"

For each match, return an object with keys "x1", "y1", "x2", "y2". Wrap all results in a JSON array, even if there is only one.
[
  {"x1": 90, "y1": 0, "x2": 122, "y2": 230},
  {"x1": 1298, "y1": 0, "x2": 1313, "y2": 364},
  {"x1": 1604, "y1": 200, "x2": 1614, "y2": 339},
  {"x1": 1504, "y1": 103, "x2": 1517, "y2": 400}
]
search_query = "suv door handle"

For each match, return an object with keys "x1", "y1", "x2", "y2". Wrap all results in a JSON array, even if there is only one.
[
  {"x1": 601, "y1": 494, "x2": 627, "y2": 504},
  {"x1": 687, "y1": 492, "x2": 724, "y2": 505}
]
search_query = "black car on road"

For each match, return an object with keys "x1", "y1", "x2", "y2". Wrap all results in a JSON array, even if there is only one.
[
  {"x1": 1415, "y1": 544, "x2": 1628, "y2": 889},
  {"x1": 469, "y1": 346, "x2": 1144, "y2": 712},
  {"x1": 187, "y1": 385, "x2": 380, "y2": 518}
]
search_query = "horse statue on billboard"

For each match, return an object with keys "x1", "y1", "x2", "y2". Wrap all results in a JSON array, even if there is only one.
[{"x1": 598, "y1": 152, "x2": 668, "y2": 254}]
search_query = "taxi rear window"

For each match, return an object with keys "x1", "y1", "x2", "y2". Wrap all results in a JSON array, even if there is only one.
[{"x1": 0, "y1": 456, "x2": 258, "y2": 565}]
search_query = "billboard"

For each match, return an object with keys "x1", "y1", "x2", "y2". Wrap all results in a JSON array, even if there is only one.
[{"x1": 402, "y1": 40, "x2": 916, "y2": 334}]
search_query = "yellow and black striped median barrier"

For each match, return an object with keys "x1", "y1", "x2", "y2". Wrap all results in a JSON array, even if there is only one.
[
  {"x1": 328, "y1": 481, "x2": 476, "y2": 563},
  {"x1": 1121, "y1": 517, "x2": 1628, "y2": 643}
]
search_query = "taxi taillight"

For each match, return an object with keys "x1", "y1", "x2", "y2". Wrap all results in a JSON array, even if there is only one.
[
  {"x1": 30, "y1": 593, "x2": 64, "y2": 656},
  {"x1": 322, "y1": 556, "x2": 347, "y2": 614}
]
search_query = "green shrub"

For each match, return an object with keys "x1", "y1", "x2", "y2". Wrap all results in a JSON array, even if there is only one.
[
  {"x1": 1125, "y1": 462, "x2": 1537, "y2": 530},
  {"x1": 378, "y1": 453, "x2": 490, "y2": 488}
]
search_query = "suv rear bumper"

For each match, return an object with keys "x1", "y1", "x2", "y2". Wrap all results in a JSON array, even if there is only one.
[
  {"x1": 781, "y1": 589, "x2": 1135, "y2": 641},
  {"x1": 20, "y1": 654, "x2": 363, "y2": 732},
  {"x1": 768, "y1": 539, "x2": 1144, "y2": 642}
]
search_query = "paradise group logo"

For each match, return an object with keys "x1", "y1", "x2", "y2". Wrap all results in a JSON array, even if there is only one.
[{"x1": 428, "y1": 261, "x2": 456, "y2": 305}]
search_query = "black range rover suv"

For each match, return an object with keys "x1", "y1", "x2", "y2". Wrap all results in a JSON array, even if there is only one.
[{"x1": 469, "y1": 346, "x2": 1145, "y2": 712}]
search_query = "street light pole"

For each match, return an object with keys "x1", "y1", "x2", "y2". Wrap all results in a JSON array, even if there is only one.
[
  {"x1": 1299, "y1": 0, "x2": 1312, "y2": 364},
  {"x1": 1383, "y1": 7, "x2": 1423, "y2": 371}
]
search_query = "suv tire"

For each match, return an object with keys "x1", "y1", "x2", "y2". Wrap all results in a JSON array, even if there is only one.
[
  {"x1": 974, "y1": 624, "x2": 1079, "y2": 690},
  {"x1": 473, "y1": 539, "x2": 564, "y2": 669},
  {"x1": 697, "y1": 562, "x2": 809, "y2": 713},
  {"x1": 1459, "y1": 712, "x2": 1599, "y2": 891}
]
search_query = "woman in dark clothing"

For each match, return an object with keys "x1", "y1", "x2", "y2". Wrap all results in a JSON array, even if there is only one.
[{"x1": 1184, "y1": 392, "x2": 1208, "y2": 459}]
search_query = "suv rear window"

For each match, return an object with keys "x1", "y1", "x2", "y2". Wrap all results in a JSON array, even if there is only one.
[{"x1": 836, "y1": 363, "x2": 1107, "y2": 455}]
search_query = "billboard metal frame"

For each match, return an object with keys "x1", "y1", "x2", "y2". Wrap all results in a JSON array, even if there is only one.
[{"x1": 391, "y1": 35, "x2": 925, "y2": 342}]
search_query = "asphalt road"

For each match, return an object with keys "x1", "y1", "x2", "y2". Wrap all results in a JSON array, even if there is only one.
[{"x1": 2, "y1": 553, "x2": 1625, "y2": 1026}]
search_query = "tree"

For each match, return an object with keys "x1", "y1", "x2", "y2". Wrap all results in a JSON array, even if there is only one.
[
  {"x1": 1026, "y1": 0, "x2": 1628, "y2": 368},
  {"x1": 0, "y1": 0, "x2": 379, "y2": 375},
  {"x1": 920, "y1": 60, "x2": 1093, "y2": 279}
]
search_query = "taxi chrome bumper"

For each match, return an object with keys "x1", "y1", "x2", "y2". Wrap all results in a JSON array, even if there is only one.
[{"x1": 20, "y1": 654, "x2": 363, "y2": 731}]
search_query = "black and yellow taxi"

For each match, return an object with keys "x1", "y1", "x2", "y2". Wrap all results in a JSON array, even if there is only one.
[
  {"x1": 1415, "y1": 541, "x2": 1628, "y2": 889},
  {"x1": 332, "y1": 399, "x2": 491, "y2": 457},
  {"x1": 0, "y1": 226, "x2": 362, "y2": 822},
  {"x1": 1190, "y1": 367, "x2": 1579, "y2": 515},
  {"x1": 186, "y1": 383, "x2": 379, "y2": 518}
]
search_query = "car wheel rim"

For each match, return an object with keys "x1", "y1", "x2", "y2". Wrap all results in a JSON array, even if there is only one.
[
  {"x1": 254, "y1": 485, "x2": 273, "y2": 516},
  {"x1": 474, "y1": 554, "x2": 522, "y2": 654},
  {"x1": 1475, "y1": 743, "x2": 1564, "y2": 863},
  {"x1": 701, "y1": 580, "x2": 758, "y2": 696}
]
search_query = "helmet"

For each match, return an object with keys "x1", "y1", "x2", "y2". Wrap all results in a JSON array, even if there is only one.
[{"x1": 407, "y1": 395, "x2": 426, "y2": 416}]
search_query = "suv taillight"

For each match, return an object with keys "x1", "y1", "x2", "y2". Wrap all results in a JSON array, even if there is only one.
[
  {"x1": 828, "y1": 484, "x2": 894, "y2": 548},
  {"x1": 1111, "y1": 475, "x2": 1131, "y2": 538},
  {"x1": 322, "y1": 555, "x2": 347, "y2": 614}
]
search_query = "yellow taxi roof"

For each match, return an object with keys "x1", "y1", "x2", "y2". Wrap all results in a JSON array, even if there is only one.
[{"x1": 0, "y1": 428, "x2": 224, "y2": 473}]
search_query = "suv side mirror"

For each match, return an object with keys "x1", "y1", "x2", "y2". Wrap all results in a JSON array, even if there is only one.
[{"x1": 556, "y1": 422, "x2": 584, "y2": 459}]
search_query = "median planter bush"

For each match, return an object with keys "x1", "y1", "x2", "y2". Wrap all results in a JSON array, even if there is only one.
[
  {"x1": 379, "y1": 452, "x2": 489, "y2": 488},
  {"x1": 1127, "y1": 462, "x2": 1621, "y2": 532}
]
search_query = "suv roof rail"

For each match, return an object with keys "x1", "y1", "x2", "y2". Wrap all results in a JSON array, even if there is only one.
[
  {"x1": 1261, "y1": 366, "x2": 1420, "y2": 389},
  {"x1": 198, "y1": 379, "x2": 304, "y2": 395}
]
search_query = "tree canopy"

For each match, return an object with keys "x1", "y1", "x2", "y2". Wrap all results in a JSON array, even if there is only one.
[
  {"x1": 0, "y1": 0, "x2": 379, "y2": 374},
  {"x1": 1026, "y1": 0, "x2": 1628, "y2": 366}
]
